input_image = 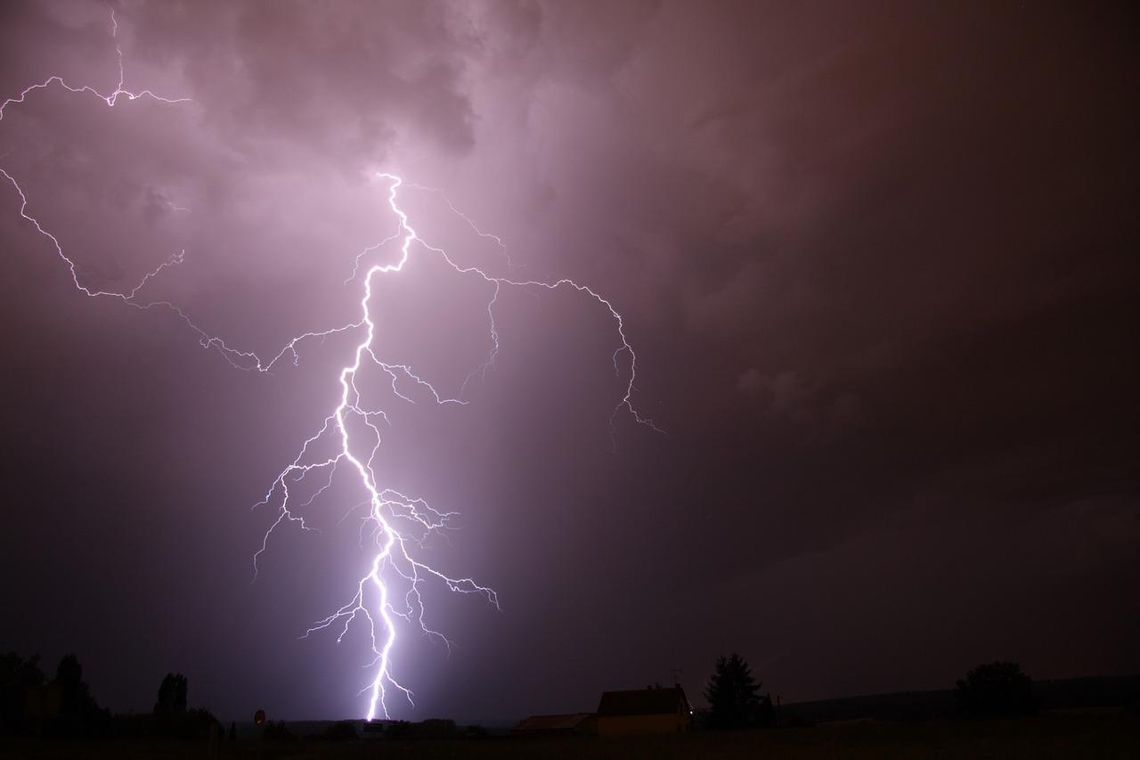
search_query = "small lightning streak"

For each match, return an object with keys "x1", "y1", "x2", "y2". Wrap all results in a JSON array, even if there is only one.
[
  {"x1": 1, "y1": 8, "x2": 658, "y2": 720},
  {"x1": 0, "y1": 10, "x2": 189, "y2": 123},
  {"x1": 407, "y1": 181, "x2": 512, "y2": 271}
]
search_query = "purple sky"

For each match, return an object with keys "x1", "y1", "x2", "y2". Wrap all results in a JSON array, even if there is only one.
[{"x1": 1, "y1": 0, "x2": 1137, "y2": 722}]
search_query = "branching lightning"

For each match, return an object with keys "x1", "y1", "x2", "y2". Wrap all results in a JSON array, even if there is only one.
[{"x1": 1, "y1": 8, "x2": 656, "y2": 719}]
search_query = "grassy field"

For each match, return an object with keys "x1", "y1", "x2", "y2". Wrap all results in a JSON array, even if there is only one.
[{"x1": 2, "y1": 711, "x2": 1137, "y2": 759}]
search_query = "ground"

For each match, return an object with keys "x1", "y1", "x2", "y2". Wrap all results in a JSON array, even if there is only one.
[{"x1": 2, "y1": 711, "x2": 1137, "y2": 759}]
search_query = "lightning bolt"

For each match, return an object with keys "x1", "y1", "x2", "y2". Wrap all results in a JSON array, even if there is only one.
[{"x1": 1, "y1": 8, "x2": 657, "y2": 720}]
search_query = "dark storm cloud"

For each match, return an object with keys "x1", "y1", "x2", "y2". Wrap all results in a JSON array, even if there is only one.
[
  {"x1": 129, "y1": 0, "x2": 478, "y2": 160},
  {"x1": 1, "y1": 0, "x2": 1137, "y2": 722}
]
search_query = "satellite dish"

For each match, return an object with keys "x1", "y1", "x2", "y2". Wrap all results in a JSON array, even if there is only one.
[{"x1": 254, "y1": 709, "x2": 267, "y2": 726}]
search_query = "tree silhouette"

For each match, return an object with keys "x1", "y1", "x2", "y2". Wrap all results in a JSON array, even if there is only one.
[
  {"x1": 54, "y1": 655, "x2": 98, "y2": 716},
  {"x1": 154, "y1": 673, "x2": 188, "y2": 715},
  {"x1": 704, "y1": 653, "x2": 774, "y2": 729},
  {"x1": 955, "y1": 661, "x2": 1036, "y2": 717},
  {"x1": 0, "y1": 652, "x2": 45, "y2": 734},
  {"x1": 50, "y1": 654, "x2": 105, "y2": 736}
]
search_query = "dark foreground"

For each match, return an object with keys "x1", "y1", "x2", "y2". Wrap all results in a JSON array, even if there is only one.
[{"x1": 2, "y1": 711, "x2": 1138, "y2": 759}]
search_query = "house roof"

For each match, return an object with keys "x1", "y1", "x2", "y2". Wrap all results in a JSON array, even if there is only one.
[{"x1": 597, "y1": 686, "x2": 690, "y2": 717}]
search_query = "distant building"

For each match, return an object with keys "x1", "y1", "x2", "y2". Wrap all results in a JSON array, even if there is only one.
[
  {"x1": 595, "y1": 685, "x2": 692, "y2": 735},
  {"x1": 513, "y1": 713, "x2": 596, "y2": 735}
]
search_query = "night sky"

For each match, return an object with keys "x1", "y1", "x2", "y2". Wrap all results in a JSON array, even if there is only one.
[{"x1": 1, "y1": 0, "x2": 1138, "y2": 723}]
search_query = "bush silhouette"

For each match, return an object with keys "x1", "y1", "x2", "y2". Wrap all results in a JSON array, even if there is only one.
[
  {"x1": 955, "y1": 661, "x2": 1036, "y2": 717},
  {"x1": 263, "y1": 720, "x2": 296, "y2": 742}
]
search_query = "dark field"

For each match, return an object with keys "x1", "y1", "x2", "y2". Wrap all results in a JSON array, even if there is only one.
[{"x1": 2, "y1": 711, "x2": 1138, "y2": 760}]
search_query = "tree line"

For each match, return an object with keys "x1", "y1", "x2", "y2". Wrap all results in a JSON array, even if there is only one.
[
  {"x1": 0, "y1": 652, "x2": 223, "y2": 740},
  {"x1": 702, "y1": 653, "x2": 1037, "y2": 730},
  {"x1": 2, "y1": 648, "x2": 1041, "y2": 738}
]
